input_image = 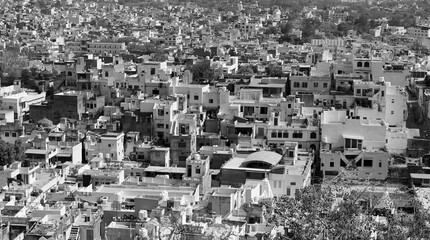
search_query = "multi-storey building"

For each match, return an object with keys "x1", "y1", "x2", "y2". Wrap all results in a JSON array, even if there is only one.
[
  {"x1": 320, "y1": 109, "x2": 389, "y2": 179},
  {"x1": 219, "y1": 142, "x2": 313, "y2": 198},
  {"x1": 170, "y1": 114, "x2": 197, "y2": 167}
]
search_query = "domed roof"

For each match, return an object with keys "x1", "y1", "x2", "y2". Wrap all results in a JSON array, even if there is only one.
[
  {"x1": 242, "y1": 151, "x2": 282, "y2": 167},
  {"x1": 38, "y1": 117, "x2": 53, "y2": 127},
  {"x1": 40, "y1": 69, "x2": 53, "y2": 77}
]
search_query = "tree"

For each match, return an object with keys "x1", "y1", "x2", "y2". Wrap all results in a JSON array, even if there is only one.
[
  {"x1": 265, "y1": 64, "x2": 284, "y2": 77},
  {"x1": 280, "y1": 22, "x2": 292, "y2": 35},
  {"x1": 213, "y1": 23, "x2": 229, "y2": 33},
  {"x1": 128, "y1": 43, "x2": 162, "y2": 55},
  {"x1": 152, "y1": 52, "x2": 168, "y2": 62},
  {"x1": 188, "y1": 61, "x2": 214, "y2": 82},
  {"x1": 263, "y1": 184, "x2": 430, "y2": 240},
  {"x1": 301, "y1": 18, "x2": 322, "y2": 42},
  {"x1": 265, "y1": 26, "x2": 278, "y2": 35},
  {"x1": 0, "y1": 49, "x2": 29, "y2": 85},
  {"x1": 237, "y1": 65, "x2": 256, "y2": 75},
  {"x1": 0, "y1": 139, "x2": 26, "y2": 166},
  {"x1": 353, "y1": 15, "x2": 370, "y2": 34},
  {"x1": 336, "y1": 22, "x2": 350, "y2": 37}
]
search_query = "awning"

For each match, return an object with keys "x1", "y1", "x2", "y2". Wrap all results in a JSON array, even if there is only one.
[{"x1": 342, "y1": 135, "x2": 364, "y2": 140}]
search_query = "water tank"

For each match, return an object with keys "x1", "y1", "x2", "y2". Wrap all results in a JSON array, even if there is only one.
[
  {"x1": 115, "y1": 191, "x2": 123, "y2": 202},
  {"x1": 87, "y1": 209, "x2": 92, "y2": 221},
  {"x1": 139, "y1": 228, "x2": 148, "y2": 238},
  {"x1": 185, "y1": 204, "x2": 193, "y2": 215},
  {"x1": 100, "y1": 196, "x2": 108, "y2": 204},
  {"x1": 139, "y1": 210, "x2": 148, "y2": 219},
  {"x1": 194, "y1": 153, "x2": 200, "y2": 160},
  {"x1": 160, "y1": 191, "x2": 168, "y2": 201},
  {"x1": 98, "y1": 153, "x2": 104, "y2": 158},
  {"x1": 105, "y1": 153, "x2": 110, "y2": 159}
]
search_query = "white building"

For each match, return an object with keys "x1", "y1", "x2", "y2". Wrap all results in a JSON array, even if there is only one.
[
  {"x1": 98, "y1": 132, "x2": 125, "y2": 161},
  {"x1": 320, "y1": 109, "x2": 389, "y2": 179}
]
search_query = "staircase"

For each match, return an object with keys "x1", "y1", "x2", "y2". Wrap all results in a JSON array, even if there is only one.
[{"x1": 69, "y1": 226, "x2": 80, "y2": 240}]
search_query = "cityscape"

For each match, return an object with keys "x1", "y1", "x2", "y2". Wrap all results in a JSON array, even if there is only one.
[{"x1": 1, "y1": 0, "x2": 430, "y2": 239}]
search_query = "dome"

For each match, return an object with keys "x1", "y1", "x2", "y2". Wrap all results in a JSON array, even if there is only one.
[
  {"x1": 40, "y1": 69, "x2": 53, "y2": 78},
  {"x1": 241, "y1": 151, "x2": 282, "y2": 169},
  {"x1": 38, "y1": 117, "x2": 53, "y2": 127}
]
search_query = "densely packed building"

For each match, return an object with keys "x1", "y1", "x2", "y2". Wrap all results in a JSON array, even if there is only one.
[{"x1": 1, "y1": 0, "x2": 430, "y2": 239}]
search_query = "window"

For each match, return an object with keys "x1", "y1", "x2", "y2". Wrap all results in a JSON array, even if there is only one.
[
  {"x1": 293, "y1": 82, "x2": 300, "y2": 88},
  {"x1": 302, "y1": 82, "x2": 308, "y2": 88},
  {"x1": 391, "y1": 111, "x2": 394, "y2": 115},
  {"x1": 194, "y1": 95, "x2": 199, "y2": 100},
  {"x1": 288, "y1": 104, "x2": 292, "y2": 108},
  {"x1": 293, "y1": 132, "x2": 303, "y2": 138},
  {"x1": 330, "y1": 162, "x2": 334, "y2": 167},
  {"x1": 364, "y1": 62, "x2": 370, "y2": 67},
  {"x1": 283, "y1": 132, "x2": 289, "y2": 138},
  {"x1": 357, "y1": 62, "x2": 363, "y2": 67},
  {"x1": 166, "y1": 124, "x2": 169, "y2": 129},
  {"x1": 345, "y1": 138, "x2": 363, "y2": 149},
  {"x1": 271, "y1": 132, "x2": 277, "y2": 138},
  {"x1": 209, "y1": 99, "x2": 214, "y2": 104},
  {"x1": 278, "y1": 132, "x2": 283, "y2": 138},
  {"x1": 379, "y1": 162, "x2": 382, "y2": 168},
  {"x1": 12, "y1": 132, "x2": 17, "y2": 137},
  {"x1": 323, "y1": 83, "x2": 328, "y2": 88},
  {"x1": 178, "y1": 142, "x2": 187, "y2": 148},
  {"x1": 310, "y1": 132, "x2": 317, "y2": 139},
  {"x1": 363, "y1": 159, "x2": 373, "y2": 167},
  {"x1": 391, "y1": 99, "x2": 394, "y2": 104},
  {"x1": 108, "y1": 144, "x2": 112, "y2": 147},
  {"x1": 158, "y1": 109, "x2": 164, "y2": 116},
  {"x1": 4, "y1": 131, "x2": 9, "y2": 137},
  {"x1": 195, "y1": 168, "x2": 201, "y2": 174},
  {"x1": 313, "y1": 82, "x2": 318, "y2": 88},
  {"x1": 157, "y1": 123, "x2": 164, "y2": 128},
  {"x1": 288, "y1": 151, "x2": 294, "y2": 158},
  {"x1": 356, "y1": 89, "x2": 361, "y2": 95},
  {"x1": 286, "y1": 188, "x2": 291, "y2": 196},
  {"x1": 260, "y1": 107, "x2": 268, "y2": 114},
  {"x1": 150, "y1": 68, "x2": 156, "y2": 75},
  {"x1": 290, "y1": 182, "x2": 296, "y2": 186}
]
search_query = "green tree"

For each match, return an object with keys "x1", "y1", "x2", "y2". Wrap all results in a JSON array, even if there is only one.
[
  {"x1": 336, "y1": 22, "x2": 350, "y2": 37},
  {"x1": 301, "y1": 18, "x2": 322, "y2": 42},
  {"x1": 188, "y1": 61, "x2": 214, "y2": 82},
  {"x1": 265, "y1": 26, "x2": 278, "y2": 35},
  {"x1": 263, "y1": 184, "x2": 430, "y2": 240},
  {"x1": 152, "y1": 52, "x2": 168, "y2": 62},
  {"x1": 265, "y1": 64, "x2": 284, "y2": 77},
  {"x1": 237, "y1": 65, "x2": 256, "y2": 75},
  {"x1": 0, "y1": 139, "x2": 26, "y2": 166},
  {"x1": 280, "y1": 22, "x2": 292, "y2": 35}
]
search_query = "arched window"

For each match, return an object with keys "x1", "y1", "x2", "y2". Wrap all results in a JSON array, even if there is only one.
[
  {"x1": 310, "y1": 132, "x2": 317, "y2": 139},
  {"x1": 364, "y1": 62, "x2": 370, "y2": 67},
  {"x1": 357, "y1": 62, "x2": 363, "y2": 67},
  {"x1": 105, "y1": 71, "x2": 109, "y2": 77},
  {"x1": 67, "y1": 71, "x2": 72, "y2": 76}
]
